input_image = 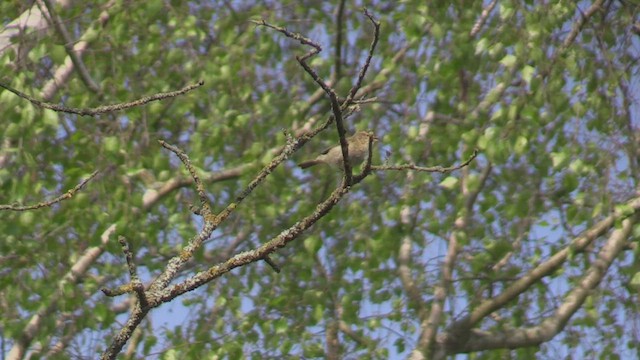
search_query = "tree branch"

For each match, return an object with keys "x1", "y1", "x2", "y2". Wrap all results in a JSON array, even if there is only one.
[
  {"x1": 372, "y1": 149, "x2": 478, "y2": 173},
  {"x1": 41, "y1": 0, "x2": 100, "y2": 93},
  {"x1": 8, "y1": 224, "x2": 116, "y2": 359},
  {"x1": 0, "y1": 170, "x2": 98, "y2": 211},
  {"x1": 439, "y1": 197, "x2": 640, "y2": 353},
  {"x1": 469, "y1": 0, "x2": 498, "y2": 38},
  {"x1": 0, "y1": 80, "x2": 204, "y2": 116},
  {"x1": 447, "y1": 215, "x2": 635, "y2": 353}
]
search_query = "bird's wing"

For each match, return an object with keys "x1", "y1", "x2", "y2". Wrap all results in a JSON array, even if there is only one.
[{"x1": 319, "y1": 146, "x2": 334, "y2": 155}]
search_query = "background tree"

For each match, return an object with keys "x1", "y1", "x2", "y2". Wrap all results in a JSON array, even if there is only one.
[{"x1": 1, "y1": 1, "x2": 640, "y2": 359}]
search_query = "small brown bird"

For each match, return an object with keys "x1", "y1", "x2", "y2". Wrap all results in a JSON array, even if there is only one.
[{"x1": 298, "y1": 131, "x2": 378, "y2": 169}]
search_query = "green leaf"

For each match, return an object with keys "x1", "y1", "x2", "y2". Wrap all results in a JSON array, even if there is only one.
[
  {"x1": 514, "y1": 135, "x2": 528, "y2": 155},
  {"x1": 551, "y1": 151, "x2": 569, "y2": 169},
  {"x1": 439, "y1": 176, "x2": 458, "y2": 190},
  {"x1": 500, "y1": 54, "x2": 517, "y2": 68},
  {"x1": 522, "y1": 65, "x2": 535, "y2": 84},
  {"x1": 630, "y1": 272, "x2": 640, "y2": 290}
]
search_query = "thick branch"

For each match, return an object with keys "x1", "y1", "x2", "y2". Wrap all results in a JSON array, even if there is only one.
[
  {"x1": 447, "y1": 216, "x2": 635, "y2": 353},
  {"x1": 157, "y1": 172, "x2": 369, "y2": 301},
  {"x1": 439, "y1": 197, "x2": 640, "y2": 353},
  {"x1": 8, "y1": 225, "x2": 115, "y2": 360},
  {"x1": 41, "y1": 0, "x2": 100, "y2": 93},
  {"x1": 469, "y1": 0, "x2": 498, "y2": 37},
  {"x1": 42, "y1": 0, "x2": 119, "y2": 100},
  {"x1": 413, "y1": 147, "x2": 481, "y2": 358}
]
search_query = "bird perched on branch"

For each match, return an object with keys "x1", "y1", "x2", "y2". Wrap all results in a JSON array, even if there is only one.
[{"x1": 298, "y1": 130, "x2": 378, "y2": 169}]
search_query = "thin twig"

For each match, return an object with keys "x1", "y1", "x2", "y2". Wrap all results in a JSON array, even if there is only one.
[
  {"x1": 0, "y1": 170, "x2": 99, "y2": 211},
  {"x1": 353, "y1": 132, "x2": 376, "y2": 182},
  {"x1": 560, "y1": 0, "x2": 604, "y2": 53},
  {"x1": 158, "y1": 140, "x2": 209, "y2": 211},
  {"x1": 249, "y1": 20, "x2": 321, "y2": 54},
  {"x1": 344, "y1": 9, "x2": 380, "y2": 107},
  {"x1": 121, "y1": 237, "x2": 147, "y2": 307},
  {"x1": 263, "y1": 255, "x2": 281, "y2": 273},
  {"x1": 372, "y1": 149, "x2": 478, "y2": 173},
  {"x1": 334, "y1": 0, "x2": 347, "y2": 79},
  {"x1": 0, "y1": 80, "x2": 204, "y2": 116}
]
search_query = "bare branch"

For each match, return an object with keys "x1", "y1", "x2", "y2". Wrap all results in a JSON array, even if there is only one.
[
  {"x1": 253, "y1": 11, "x2": 380, "y2": 185},
  {"x1": 263, "y1": 255, "x2": 281, "y2": 273},
  {"x1": 157, "y1": 168, "x2": 372, "y2": 301},
  {"x1": 0, "y1": 80, "x2": 204, "y2": 116},
  {"x1": 469, "y1": 0, "x2": 498, "y2": 38},
  {"x1": 101, "y1": 140, "x2": 373, "y2": 358},
  {"x1": 344, "y1": 9, "x2": 380, "y2": 106},
  {"x1": 253, "y1": 19, "x2": 351, "y2": 180},
  {"x1": 372, "y1": 149, "x2": 478, "y2": 173},
  {"x1": 41, "y1": 0, "x2": 100, "y2": 93},
  {"x1": 41, "y1": 0, "x2": 119, "y2": 100},
  {"x1": 559, "y1": 0, "x2": 604, "y2": 53},
  {"x1": 333, "y1": 0, "x2": 347, "y2": 79},
  {"x1": 101, "y1": 303, "x2": 149, "y2": 360},
  {"x1": 158, "y1": 140, "x2": 210, "y2": 211},
  {"x1": 0, "y1": 170, "x2": 98, "y2": 211},
  {"x1": 102, "y1": 237, "x2": 148, "y2": 307},
  {"x1": 102, "y1": 14, "x2": 379, "y2": 359},
  {"x1": 541, "y1": 0, "x2": 605, "y2": 78},
  {"x1": 132, "y1": 125, "x2": 331, "y2": 292}
]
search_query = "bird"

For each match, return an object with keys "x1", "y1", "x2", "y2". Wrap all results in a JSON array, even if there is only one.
[{"x1": 298, "y1": 130, "x2": 378, "y2": 169}]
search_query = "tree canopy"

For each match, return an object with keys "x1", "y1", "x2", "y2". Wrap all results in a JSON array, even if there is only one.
[{"x1": 1, "y1": 1, "x2": 640, "y2": 359}]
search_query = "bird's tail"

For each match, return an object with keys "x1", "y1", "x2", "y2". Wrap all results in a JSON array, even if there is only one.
[{"x1": 298, "y1": 160, "x2": 321, "y2": 169}]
